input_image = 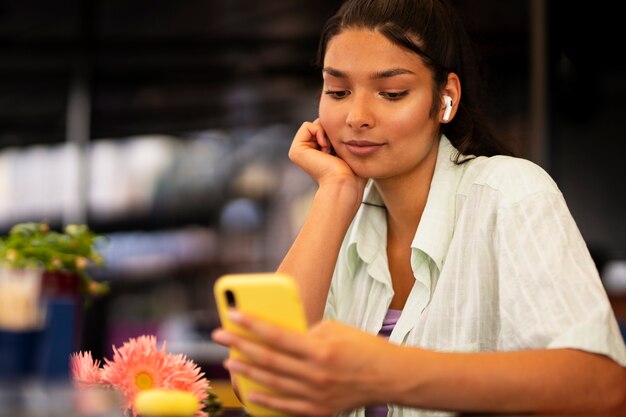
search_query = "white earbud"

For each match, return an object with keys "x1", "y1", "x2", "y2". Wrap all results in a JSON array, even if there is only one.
[{"x1": 442, "y1": 95, "x2": 453, "y2": 122}]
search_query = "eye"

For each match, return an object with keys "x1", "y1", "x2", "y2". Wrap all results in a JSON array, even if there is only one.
[
  {"x1": 324, "y1": 90, "x2": 351, "y2": 100},
  {"x1": 380, "y1": 90, "x2": 409, "y2": 101}
]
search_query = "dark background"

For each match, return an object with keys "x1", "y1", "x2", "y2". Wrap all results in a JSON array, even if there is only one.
[{"x1": 0, "y1": 0, "x2": 624, "y2": 283}]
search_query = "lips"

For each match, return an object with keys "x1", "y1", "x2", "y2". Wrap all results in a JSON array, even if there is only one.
[{"x1": 343, "y1": 140, "x2": 384, "y2": 157}]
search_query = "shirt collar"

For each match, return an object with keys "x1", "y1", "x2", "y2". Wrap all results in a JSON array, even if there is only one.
[
  {"x1": 347, "y1": 180, "x2": 386, "y2": 266},
  {"x1": 412, "y1": 135, "x2": 465, "y2": 271},
  {"x1": 346, "y1": 135, "x2": 465, "y2": 272}
]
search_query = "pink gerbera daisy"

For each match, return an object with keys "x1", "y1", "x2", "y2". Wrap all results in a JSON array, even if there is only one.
[
  {"x1": 99, "y1": 335, "x2": 211, "y2": 417},
  {"x1": 70, "y1": 351, "x2": 103, "y2": 388},
  {"x1": 100, "y1": 335, "x2": 171, "y2": 413}
]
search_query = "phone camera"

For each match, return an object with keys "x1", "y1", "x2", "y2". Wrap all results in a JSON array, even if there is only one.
[{"x1": 225, "y1": 290, "x2": 236, "y2": 307}]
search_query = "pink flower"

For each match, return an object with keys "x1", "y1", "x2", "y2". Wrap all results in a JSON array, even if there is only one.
[
  {"x1": 100, "y1": 335, "x2": 170, "y2": 412},
  {"x1": 98, "y1": 335, "x2": 210, "y2": 417},
  {"x1": 70, "y1": 351, "x2": 103, "y2": 388}
]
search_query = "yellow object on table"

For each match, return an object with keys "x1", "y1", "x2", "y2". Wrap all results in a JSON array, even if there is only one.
[{"x1": 134, "y1": 389, "x2": 199, "y2": 417}]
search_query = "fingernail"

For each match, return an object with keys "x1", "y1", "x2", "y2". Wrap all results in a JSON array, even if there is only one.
[
  {"x1": 211, "y1": 329, "x2": 230, "y2": 344},
  {"x1": 228, "y1": 310, "x2": 243, "y2": 323},
  {"x1": 226, "y1": 359, "x2": 242, "y2": 372}
]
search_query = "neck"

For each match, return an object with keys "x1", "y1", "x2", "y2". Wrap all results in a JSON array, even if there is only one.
[{"x1": 374, "y1": 141, "x2": 439, "y2": 243}]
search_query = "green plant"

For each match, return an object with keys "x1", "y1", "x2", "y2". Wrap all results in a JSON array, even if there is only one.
[{"x1": 0, "y1": 222, "x2": 108, "y2": 298}]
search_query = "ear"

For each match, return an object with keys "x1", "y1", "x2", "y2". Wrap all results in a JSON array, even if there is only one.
[{"x1": 440, "y1": 72, "x2": 461, "y2": 123}]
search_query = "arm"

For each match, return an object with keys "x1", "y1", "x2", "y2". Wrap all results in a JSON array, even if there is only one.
[
  {"x1": 213, "y1": 314, "x2": 626, "y2": 416},
  {"x1": 392, "y1": 346, "x2": 626, "y2": 413},
  {"x1": 277, "y1": 120, "x2": 366, "y2": 324}
]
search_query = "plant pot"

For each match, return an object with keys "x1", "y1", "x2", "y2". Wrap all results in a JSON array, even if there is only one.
[
  {"x1": 41, "y1": 270, "x2": 82, "y2": 299},
  {"x1": 39, "y1": 271, "x2": 84, "y2": 381}
]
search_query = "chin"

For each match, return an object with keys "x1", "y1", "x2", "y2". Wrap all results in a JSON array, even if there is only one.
[{"x1": 348, "y1": 165, "x2": 377, "y2": 180}]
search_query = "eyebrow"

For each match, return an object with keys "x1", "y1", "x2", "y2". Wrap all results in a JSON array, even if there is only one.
[{"x1": 322, "y1": 67, "x2": 415, "y2": 79}]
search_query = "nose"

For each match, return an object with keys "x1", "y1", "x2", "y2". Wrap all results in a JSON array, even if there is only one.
[{"x1": 346, "y1": 93, "x2": 374, "y2": 130}]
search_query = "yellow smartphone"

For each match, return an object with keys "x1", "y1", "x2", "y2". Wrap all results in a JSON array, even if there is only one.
[{"x1": 213, "y1": 272, "x2": 308, "y2": 417}]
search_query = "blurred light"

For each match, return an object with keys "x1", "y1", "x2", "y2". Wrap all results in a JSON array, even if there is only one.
[{"x1": 603, "y1": 259, "x2": 626, "y2": 295}]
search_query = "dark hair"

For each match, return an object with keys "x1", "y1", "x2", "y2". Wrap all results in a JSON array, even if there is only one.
[{"x1": 316, "y1": 0, "x2": 513, "y2": 161}]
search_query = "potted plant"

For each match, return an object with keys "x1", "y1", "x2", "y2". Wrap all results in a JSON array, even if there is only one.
[
  {"x1": 0, "y1": 222, "x2": 109, "y2": 379},
  {"x1": 0, "y1": 222, "x2": 108, "y2": 302}
]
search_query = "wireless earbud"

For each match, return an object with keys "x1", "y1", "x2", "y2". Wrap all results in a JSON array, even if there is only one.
[{"x1": 442, "y1": 95, "x2": 453, "y2": 122}]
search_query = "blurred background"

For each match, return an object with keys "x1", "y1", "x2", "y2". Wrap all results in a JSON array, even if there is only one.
[{"x1": 0, "y1": 0, "x2": 625, "y2": 380}]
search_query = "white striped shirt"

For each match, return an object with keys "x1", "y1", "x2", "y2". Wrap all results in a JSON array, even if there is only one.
[{"x1": 324, "y1": 135, "x2": 626, "y2": 417}]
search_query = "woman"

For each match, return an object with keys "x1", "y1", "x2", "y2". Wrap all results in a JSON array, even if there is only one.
[{"x1": 212, "y1": 0, "x2": 626, "y2": 415}]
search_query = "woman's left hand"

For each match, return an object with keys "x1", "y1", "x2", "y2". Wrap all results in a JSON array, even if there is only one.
[{"x1": 211, "y1": 311, "x2": 401, "y2": 417}]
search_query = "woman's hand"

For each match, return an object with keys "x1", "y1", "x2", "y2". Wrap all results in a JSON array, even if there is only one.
[
  {"x1": 290, "y1": 120, "x2": 366, "y2": 193},
  {"x1": 211, "y1": 311, "x2": 400, "y2": 417}
]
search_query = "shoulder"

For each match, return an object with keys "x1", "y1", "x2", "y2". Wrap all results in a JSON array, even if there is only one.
[{"x1": 459, "y1": 155, "x2": 561, "y2": 206}]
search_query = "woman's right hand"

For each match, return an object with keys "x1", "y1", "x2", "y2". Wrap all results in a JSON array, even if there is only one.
[{"x1": 289, "y1": 120, "x2": 365, "y2": 193}]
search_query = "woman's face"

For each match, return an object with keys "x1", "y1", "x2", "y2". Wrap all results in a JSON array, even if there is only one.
[{"x1": 319, "y1": 28, "x2": 441, "y2": 182}]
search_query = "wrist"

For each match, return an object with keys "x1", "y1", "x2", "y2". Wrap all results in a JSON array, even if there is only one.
[
  {"x1": 316, "y1": 176, "x2": 365, "y2": 215},
  {"x1": 376, "y1": 345, "x2": 432, "y2": 407}
]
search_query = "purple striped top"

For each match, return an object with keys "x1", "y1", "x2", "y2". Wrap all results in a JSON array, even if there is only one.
[{"x1": 364, "y1": 309, "x2": 402, "y2": 417}]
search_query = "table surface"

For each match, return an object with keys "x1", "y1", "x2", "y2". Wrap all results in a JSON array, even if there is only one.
[{"x1": 1, "y1": 378, "x2": 622, "y2": 417}]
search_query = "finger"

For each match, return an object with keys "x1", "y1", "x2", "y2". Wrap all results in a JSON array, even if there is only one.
[
  {"x1": 228, "y1": 310, "x2": 318, "y2": 358},
  {"x1": 219, "y1": 330, "x2": 328, "y2": 385},
  {"x1": 212, "y1": 316, "x2": 318, "y2": 374},
  {"x1": 225, "y1": 358, "x2": 318, "y2": 399},
  {"x1": 312, "y1": 121, "x2": 328, "y2": 150},
  {"x1": 296, "y1": 119, "x2": 325, "y2": 150},
  {"x1": 312, "y1": 120, "x2": 334, "y2": 154},
  {"x1": 211, "y1": 328, "x2": 230, "y2": 347},
  {"x1": 305, "y1": 124, "x2": 326, "y2": 153},
  {"x1": 295, "y1": 121, "x2": 320, "y2": 145}
]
